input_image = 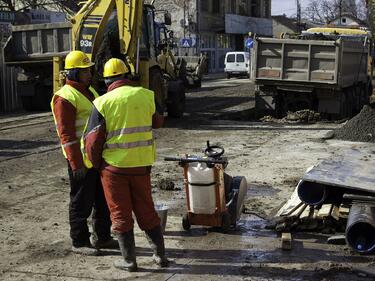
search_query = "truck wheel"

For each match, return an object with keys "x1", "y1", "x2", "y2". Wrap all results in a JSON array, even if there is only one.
[
  {"x1": 167, "y1": 81, "x2": 185, "y2": 118},
  {"x1": 226, "y1": 73, "x2": 231, "y2": 79},
  {"x1": 221, "y1": 212, "x2": 231, "y2": 233},
  {"x1": 182, "y1": 214, "x2": 191, "y2": 231}
]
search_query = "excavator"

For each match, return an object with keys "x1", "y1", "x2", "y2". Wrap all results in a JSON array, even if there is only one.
[{"x1": 4, "y1": 0, "x2": 186, "y2": 117}]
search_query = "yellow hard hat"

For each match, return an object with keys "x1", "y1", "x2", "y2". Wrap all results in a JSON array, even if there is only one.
[
  {"x1": 103, "y1": 58, "x2": 129, "y2": 78},
  {"x1": 65, "y1": 50, "x2": 95, "y2": 69}
]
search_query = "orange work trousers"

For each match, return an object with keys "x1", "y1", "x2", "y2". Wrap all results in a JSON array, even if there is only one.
[{"x1": 100, "y1": 167, "x2": 160, "y2": 234}]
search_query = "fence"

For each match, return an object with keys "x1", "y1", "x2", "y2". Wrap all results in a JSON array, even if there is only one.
[{"x1": 0, "y1": 25, "x2": 19, "y2": 113}]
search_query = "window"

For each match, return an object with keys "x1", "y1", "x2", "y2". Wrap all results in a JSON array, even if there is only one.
[
  {"x1": 212, "y1": 0, "x2": 220, "y2": 14},
  {"x1": 227, "y1": 54, "x2": 235, "y2": 62},
  {"x1": 251, "y1": 0, "x2": 259, "y2": 17},
  {"x1": 236, "y1": 54, "x2": 245, "y2": 62},
  {"x1": 201, "y1": 0, "x2": 209, "y2": 12},
  {"x1": 342, "y1": 18, "x2": 347, "y2": 24},
  {"x1": 264, "y1": 0, "x2": 270, "y2": 18}
]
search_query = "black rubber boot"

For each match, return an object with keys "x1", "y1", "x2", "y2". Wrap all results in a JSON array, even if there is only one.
[
  {"x1": 145, "y1": 225, "x2": 169, "y2": 267},
  {"x1": 114, "y1": 230, "x2": 137, "y2": 272}
]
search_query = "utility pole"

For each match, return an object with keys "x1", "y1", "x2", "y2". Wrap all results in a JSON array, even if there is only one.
[
  {"x1": 183, "y1": 0, "x2": 186, "y2": 38},
  {"x1": 296, "y1": 0, "x2": 301, "y2": 33},
  {"x1": 339, "y1": 0, "x2": 342, "y2": 25}
]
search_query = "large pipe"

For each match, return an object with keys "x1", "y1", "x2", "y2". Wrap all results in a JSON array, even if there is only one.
[
  {"x1": 297, "y1": 180, "x2": 328, "y2": 206},
  {"x1": 346, "y1": 204, "x2": 375, "y2": 254},
  {"x1": 297, "y1": 180, "x2": 345, "y2": 206}
]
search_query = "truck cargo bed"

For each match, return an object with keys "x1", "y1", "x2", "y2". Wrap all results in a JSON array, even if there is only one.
[{"x1": 4, "y1": 22, "x2": 72, "y2": 63}]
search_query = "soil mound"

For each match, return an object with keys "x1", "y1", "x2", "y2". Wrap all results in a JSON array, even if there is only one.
[{"x1": 334, "y1": 105, "x2": 375, "y2": 142}]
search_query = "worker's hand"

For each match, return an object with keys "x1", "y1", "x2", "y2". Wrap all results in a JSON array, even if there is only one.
[{"x1": 72, "y1": 167, "x2": 87, "y2": 182}]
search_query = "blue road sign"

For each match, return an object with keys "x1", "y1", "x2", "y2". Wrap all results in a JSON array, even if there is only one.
[
  {"x1": 180, "y1": 38, "x2": 191, "y2": 48},
  {"x1": 245, "y1": 38, "x2": 254, "y2": 49}
]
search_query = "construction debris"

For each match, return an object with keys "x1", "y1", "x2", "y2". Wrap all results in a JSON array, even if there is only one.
[{"x1": 261, "y1": 110, "x2": 320, "y2": 123}]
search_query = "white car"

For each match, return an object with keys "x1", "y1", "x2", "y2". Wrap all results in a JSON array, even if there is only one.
[{"x1": 224, "y1": 51, "x2": 250, "y2": 79}]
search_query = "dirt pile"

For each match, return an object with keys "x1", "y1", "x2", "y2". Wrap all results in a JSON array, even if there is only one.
[{"x1": 334, "y1": 105, "x2": 375, "y2": 142}]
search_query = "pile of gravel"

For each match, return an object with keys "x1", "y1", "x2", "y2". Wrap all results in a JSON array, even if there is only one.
[{"x1": 334, "y1": 105, "x2": 375, "y2": 142}]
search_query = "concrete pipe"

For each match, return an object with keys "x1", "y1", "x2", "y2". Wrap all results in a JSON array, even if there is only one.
[{"x1": 346, "y1": 204, "x2": 375, "y2": 254}]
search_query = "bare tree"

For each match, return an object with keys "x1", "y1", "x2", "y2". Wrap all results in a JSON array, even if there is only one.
[
  {"x1": 0, "y1": 0, "x2": 80, "y2": 13},
  {"x1": 304, "y1": 0, "x2": 367, "y2": 24}
]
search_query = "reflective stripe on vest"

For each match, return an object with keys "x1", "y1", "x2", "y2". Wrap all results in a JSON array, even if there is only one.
[
  {"x1": 51, "y1": 85, "x2": 99, "y2": 168},
  {"x1": 93, "y1": 85, "x2": 156, "y2": 168}
]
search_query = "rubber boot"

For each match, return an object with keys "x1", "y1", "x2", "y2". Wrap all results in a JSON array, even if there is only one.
[
  {"x1": 91, "y1": 236, "x2": 119, "y2": 249},
  {"x1": 114, "y1": 230, "x2": 137, "y2": 272},
  {"x1": 71, "y1": 241, "x2": 99, "y2": 256},
  {"x1": 145, "y1": 225, "x2": 169, "y2": 267}
]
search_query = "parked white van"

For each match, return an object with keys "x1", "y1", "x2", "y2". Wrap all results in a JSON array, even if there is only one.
[{"x1": 224, "y1": 51, "x2": 250, "y2": 79}]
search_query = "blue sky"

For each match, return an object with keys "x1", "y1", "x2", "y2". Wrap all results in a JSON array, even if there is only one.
[{"x1": 272, "y1": 0, "x2": 309, "y2": 16}]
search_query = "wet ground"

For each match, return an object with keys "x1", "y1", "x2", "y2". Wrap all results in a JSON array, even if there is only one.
[{"x1": 0, "y1": 78, "x2": 374, "y2": 280}]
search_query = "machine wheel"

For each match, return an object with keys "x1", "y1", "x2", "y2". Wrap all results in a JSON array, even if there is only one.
[
  {"x1": 230, "y1": 176, "x2": 247, "y2": 221},
  {"x1": 182, "y1": 213, "x2": 191, "y2": 231},
  {"x1": 167, "y1": 80, "x2": 185, "y2": 118},
  {"x1": 221, "y1": 212, "x2": 231, "y2": 233}
]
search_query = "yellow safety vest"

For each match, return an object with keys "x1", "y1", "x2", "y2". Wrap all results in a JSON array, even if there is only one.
[
  {"x1": 93, "y1": 86, "x2": 156, "y2": 168},
  {"x1": 51, "y1": 84, "x2": 99, "y2": 168}
]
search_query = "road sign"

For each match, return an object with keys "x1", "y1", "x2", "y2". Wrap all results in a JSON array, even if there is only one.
[
  {"x1": 180, "y1": 38, "x2": 191, "y2": 48},
  {"x1": 245, "y1": 38, "x2": 253, "y2": 49}
]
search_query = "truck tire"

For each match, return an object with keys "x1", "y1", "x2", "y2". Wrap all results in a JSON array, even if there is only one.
[
  {"x1": 167, "y1": 80, "x2": 185, "y2": 118},
  {"x1": 182, "y1": 213, "x2": 191, "y2": 231}
]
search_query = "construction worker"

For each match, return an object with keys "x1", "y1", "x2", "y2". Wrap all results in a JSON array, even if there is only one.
[
  {"x1": 84, "y1": 58, "x2": 168, "y2": 271},
  {"x1": 51, "y1": 50, "x2": 117, "y2": 255}
]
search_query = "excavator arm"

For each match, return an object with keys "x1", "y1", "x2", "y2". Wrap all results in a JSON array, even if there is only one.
[{"x1": 71, "y1": 0, "x2": 144, "y2": 74}]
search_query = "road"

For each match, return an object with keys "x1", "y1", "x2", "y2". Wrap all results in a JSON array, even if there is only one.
[{"x1": 0, "y1": 78, "x2": 374, "y2": 281}]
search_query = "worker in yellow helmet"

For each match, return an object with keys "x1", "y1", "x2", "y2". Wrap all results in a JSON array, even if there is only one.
[
  {"x1": 84, "y1": 58, "x2": 167, "y2": 271},
  {"x1": 51, "y1": 51, "x2": 117, "y2": 256}
]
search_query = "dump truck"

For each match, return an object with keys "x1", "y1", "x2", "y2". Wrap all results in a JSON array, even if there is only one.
[
  {"x1": 253, "y1": 27, "x2": 373, "y2": 119},
  {"x1": 3, "y1": 1, "x2": 186, "y2": 117}
]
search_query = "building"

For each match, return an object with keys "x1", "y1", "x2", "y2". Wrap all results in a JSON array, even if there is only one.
[
  {"x1": 152, "y1": 0, "x2": 272, "y2": 72},
  {"x1": 328, "y1": 13, "x2": 368, "y2": 28}
]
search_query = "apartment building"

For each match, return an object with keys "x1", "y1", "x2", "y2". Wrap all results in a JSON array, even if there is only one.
[{"x1": 152, "y1": 0, "x2": 272, "y2": 72}]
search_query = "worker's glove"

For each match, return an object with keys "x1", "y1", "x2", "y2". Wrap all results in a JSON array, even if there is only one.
[{"x1": 72, "y1": 167, "x2": 87, "y2": 182}]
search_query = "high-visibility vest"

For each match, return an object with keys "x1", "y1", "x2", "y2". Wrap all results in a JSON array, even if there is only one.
[
  {"x1": 93, "y1": 86, "x2": 156, "y2": 168},
  {"x1": 51, "y1": 84, "x2": 99, "y2": 168}
]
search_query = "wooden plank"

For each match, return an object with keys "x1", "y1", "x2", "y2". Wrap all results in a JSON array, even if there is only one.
[
  {"x1": 339, "y1": 206, "x2": 350, "y2": 218},
  {"x1": 281, "y1": 232, "x2": 292, "y2": 250},
  {"x1": 317, "y1": 204, "x2": 333, "y2": 219},
  {"x1": 276, "y1": 186, "x2": 303, "y2": 217},
  {"x1": 330, "y1": 205, "x2": 341, "y2": 221}
]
